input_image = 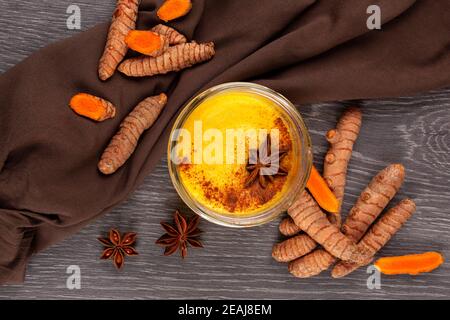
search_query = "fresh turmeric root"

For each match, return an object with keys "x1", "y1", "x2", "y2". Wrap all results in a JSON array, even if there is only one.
[
  {"x1": 157, "y1": 0, "x2": 192, "y2": 22},
  {"x1": 332, "y1": 198, "x2": 416, "y2": 278},
  {"x1": 279, "y1": 217, "x2": 301, "y2": 237},
  {"x1": 98, "y1": 0, "x2": 140, "y2": 81},
  {"x1": 152, "y1": 24, "x2": 187, "y2": 45},
  {"x1": 289, "y1": 163, "x2": 404, "y2": 278},
  {"x1": 289, "y1": 250, "x2": 337, "y2": 278},
  {"x1": 274, "y1": 167, "x2": 345, "y2": 262},
  {"x1": 98, "y1": 94, "x2": 168, "y2": 175},
  {"x1": 284, "y1": 108, "x2": 362, "y2": 277},
  {"x1": 323, "y1": 107, "x2": 362, "y2": 222},
  {"x1": 307, "y1": 165, "x2": 340, "y2": 214},
  {"x1": 342, "y1": 164, "x2": 405, "y2": 243},
  {"x1": 274, "y1": 185, "x2": 332, "y2": 261},
  {"x1": 272, "y1": 197, "x2": 326, "y2": 262},
  {"x1": 272, "y1": 234, "x2": 318, "y2": 263},
  {"x1": 125, "y1": 30, "x2": 170, "y2": 57},
  {"x1": 288, "y1": 191, "x2": 368, "y2": 264},
  {"x1": 118, "y1": 42, "x2": 215, "y2": 77},
  {"x1": 69, "y1": 93, "x2": 116, "y2": 122},
  {"x1": 374, "y1": 251, "x2": 444, "y2": 275},
  {"x1": 279, "y1": 108, "x2": 361, "y2": 239}
]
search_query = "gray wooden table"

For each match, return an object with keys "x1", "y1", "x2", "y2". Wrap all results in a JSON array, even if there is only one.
[{"x1": 0, "y1": 0, "x2": 449, "y2": 300}]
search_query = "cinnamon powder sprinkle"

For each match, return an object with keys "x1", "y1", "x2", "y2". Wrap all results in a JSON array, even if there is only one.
[{"x1": 178, "y1": 117, "x2": 293, "y2": 214}]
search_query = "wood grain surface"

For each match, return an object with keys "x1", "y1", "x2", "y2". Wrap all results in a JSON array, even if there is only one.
[{"x1": 0, "y1": 0, "x2": 449, "y2": 300}]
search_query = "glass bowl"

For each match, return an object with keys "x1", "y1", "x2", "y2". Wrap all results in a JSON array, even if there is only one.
[{"x1": 168, "y1": 82, "x2": 312, "y2": 227}]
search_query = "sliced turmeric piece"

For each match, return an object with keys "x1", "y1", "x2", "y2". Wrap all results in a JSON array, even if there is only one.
[
  {"x1": 118, "y1": 42, "x2": 215, "y2": 77},
  {"x1": 288, "y1": 191, "x2": 368, "y2": 264},
  {"x1": 69, "y1": 93, "x2": 116, "y2": 122},
  {"x1": 374, "y1": 252, "x2": 444, "y2": 275},
  {"x1": 332, "y1": 198, "x2": 416, "y2": 278},
  {"x1": 307, "y1": 165, "x2": 340, "y2": 214},
  {"x1": 98, "y1": 0, "x2": 140, "y2": 81},
  {"x1": 279, "y1": 217, "x2": 301, "y2": 237},
  {"x1": 152, "y1": 24, "x2": 187, "y2": 45},
  {"x1": 125, "y1": 30, "x2": 169, "y2": 57},
  {"x1": 157, "y1": 0, "x2": 192, "y2": 22},
  {"x1": 98, "y1": 94, "x2": 168, "y2": 175}
]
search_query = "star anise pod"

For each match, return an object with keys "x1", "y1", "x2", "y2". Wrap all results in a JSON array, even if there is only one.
[
  {"x1": 98, "y1": 229, "x2": 138, "y2": 269},
  {"x1": 155, "y1": 210, "x2": 203, "y2": 258},
  {"x1": 244, "y1": 134, "x2": 289, "y2": 189}
]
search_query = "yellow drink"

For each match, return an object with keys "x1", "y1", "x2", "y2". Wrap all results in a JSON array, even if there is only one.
[
  {"x1": 168, "y1": 83, "x2": 312, "y2": 227},
  {"x1": 177, "y1": 91, "x2": 295, "y2": 216}
]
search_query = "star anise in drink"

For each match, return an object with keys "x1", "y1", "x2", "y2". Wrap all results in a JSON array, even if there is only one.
[
  {"x1": 98, "y1": 229, "x2": 138, "y2": 269},
  {"x1": 244, "y1": 134, "x2": 289, "y2": 188},
  {"x1": 156, "y1": 210, "x2": 203, "y2": 258}
]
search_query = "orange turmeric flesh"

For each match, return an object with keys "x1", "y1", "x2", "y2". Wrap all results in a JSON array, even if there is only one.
[
  {"x1": 157, "y1": 0, "x2": 192, "y2": 22},
  {"x1": 69, "y1": 93, "x2": 116, "y2": 122},
  {"x1": 306, "y1": 165, "x2": 340, "y2": 214},
  {"x1": 374, "y1": 252, "x2": 444, "y2": 275},
  {"x1": 125, "y1": 30, "x2": 168, "y2": 57}
]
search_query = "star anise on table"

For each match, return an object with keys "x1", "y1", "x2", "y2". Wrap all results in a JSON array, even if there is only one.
[
  {"x1": 98, "y1": 229, "x2": 138, "y2": 269},
  {"x1": 244, "y1": 134, "x2": 289, "y2": 189},
  {"x1": 155, "y1": 210, "x2": 203, "y2": 259}
]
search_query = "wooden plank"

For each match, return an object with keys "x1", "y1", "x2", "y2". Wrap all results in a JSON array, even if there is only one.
[{"x1": 0, "y1": 0, "x2": 449, "y2": 299}]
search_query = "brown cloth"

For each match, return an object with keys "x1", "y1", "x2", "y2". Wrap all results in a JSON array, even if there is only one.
[{"x1": 0, "y1": 0, "x2": 449, "y2": 284}]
